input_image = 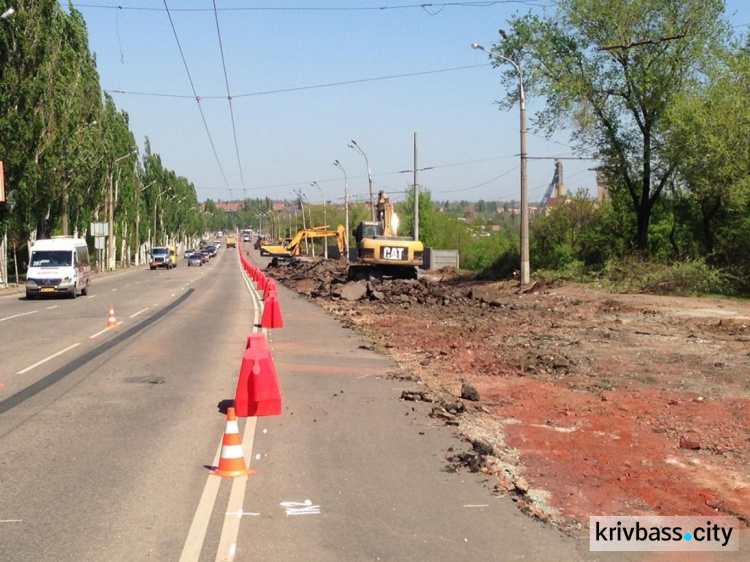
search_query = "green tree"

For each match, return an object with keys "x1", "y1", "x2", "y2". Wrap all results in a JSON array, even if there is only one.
[
  {"x1": 665, "y1": 41, "x2": 750, "y2": 264},
  {"x1": 498, "y1": 0, "x2": 730, "y2": 253}
]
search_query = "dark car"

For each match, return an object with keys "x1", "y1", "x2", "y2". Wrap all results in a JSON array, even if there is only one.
[
  {"x1": 205, "y1": 245, "x2": 218, "y2": 258},
  {"x1": 185, "y1": 249, "x2": 196, "y2": 258},
  {"x1": 199, "y1": 250, "x2": 211, "y2": 262},
  {"x1": 187, "y1": 252, "x2": 203, "y2": 266}
]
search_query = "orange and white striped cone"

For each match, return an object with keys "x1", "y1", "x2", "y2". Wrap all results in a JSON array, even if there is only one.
[
  {"x1": 209, "y1": 407, "x2": 255, "y2": 478},
  {"x1": 106, "y1": 305, "x2": 118, "y2": 328}
]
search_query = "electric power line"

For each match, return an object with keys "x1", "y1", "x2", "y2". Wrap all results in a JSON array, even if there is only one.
[
  {"x1": 212, "y1": 0, "x2": 246, "y2": 198},
  {"x1": 106, "y1": 63, "x2": 491, "y2": 100},
  {"x1": 76, "y1": 2, "x2": 544, "y2": 14},
  {"x1": 162, "y1": 0, "x2": 232, "y2": 198}
]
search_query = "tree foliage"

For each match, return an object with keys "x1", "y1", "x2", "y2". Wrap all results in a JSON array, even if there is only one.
[{"x1": 497, "y1": 0, "x2": 730, "y2": 252}]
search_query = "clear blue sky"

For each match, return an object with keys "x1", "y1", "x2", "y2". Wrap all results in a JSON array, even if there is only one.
[{"x1": 67, "y1": 1, "x2": 749, "y2": 206}]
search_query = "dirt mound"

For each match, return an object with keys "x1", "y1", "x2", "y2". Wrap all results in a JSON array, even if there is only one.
[{"x1": 265, "y1": 257, "x2": 750, "y2": 533}]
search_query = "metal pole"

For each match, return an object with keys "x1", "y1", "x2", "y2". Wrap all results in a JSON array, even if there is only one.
[
  {"x1": 471, "y1": 42, "x2": 530, "y2": 285},
  {"x1": 349, "y1": 140, "x2": 374, "y2": 220},
  {"x1": 334, "y1": 161, "x2": 349, "y2": 261},
  {"x1": 413, "y1": 132, "x2": 419, "y2": 241},
  {"x1": 312, "y1": 182, "x2": 327, "y2": 259},
  {"x1": 519, "y1": 80, "x2": 529, "y2": 285}
]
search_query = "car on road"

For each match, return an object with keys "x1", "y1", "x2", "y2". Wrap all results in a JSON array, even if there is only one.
[
  {"x1": 205, "y1": 245, "x2": 218, "y2": 258},
  {"x1": 184, "y1": 249, "x2": 196, "y2": 258},
  {"x1": 243, "y1": 235, "x2": 251, "y2": 242},
  {"x1": 187, "y1": 252, "x2": 204, "y2": 266},
  {"x1": 199, "y1": 250, "x2": 211, "y2": 262}
]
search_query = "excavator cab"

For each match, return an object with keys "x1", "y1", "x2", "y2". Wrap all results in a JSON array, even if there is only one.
[{"x1": 349, "y1": 191, "x2": 424, "y2": 280}]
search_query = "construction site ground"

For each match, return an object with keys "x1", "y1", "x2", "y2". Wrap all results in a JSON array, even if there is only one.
[{"x1": 266, "y1": 257, "x2": 750, "y2": 539}]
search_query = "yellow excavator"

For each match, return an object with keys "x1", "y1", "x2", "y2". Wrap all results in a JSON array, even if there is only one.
[
  {"x1": 348, "y1": 190, "x2": 424, "y2": 280},
  {"x1": 259, "y1": 225, "x2": 346, "y2": 258}
]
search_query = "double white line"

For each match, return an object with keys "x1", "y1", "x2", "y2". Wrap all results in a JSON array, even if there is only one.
[{"x1": 180, "y1": 252, "x2": 265, "y2": 562}]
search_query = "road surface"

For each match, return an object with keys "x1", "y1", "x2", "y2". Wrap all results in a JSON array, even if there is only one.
[{"x1": 0, "y1": 244, "x2": 593, "y2": 561}]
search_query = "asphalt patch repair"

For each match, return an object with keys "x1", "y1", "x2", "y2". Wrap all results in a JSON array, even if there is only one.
[{"x1": 267, "y1": 258, "x2": 750, "y2": 535}]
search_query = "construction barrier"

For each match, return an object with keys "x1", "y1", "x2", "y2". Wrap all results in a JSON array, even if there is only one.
[
  {"x1": 234, "y1": 333, "x2": 282, "y2": 417},
  {"x1": 261, "y1": 294, "x2": 283, "y2": 329}
]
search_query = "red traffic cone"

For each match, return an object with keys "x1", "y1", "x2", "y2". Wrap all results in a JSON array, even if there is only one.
[
  {"x1": 106, "y1": 305, "x2": 118, "y2": 328},
  {"x1": 209, "y1": 407, "x2": 255, "y2": 478}
]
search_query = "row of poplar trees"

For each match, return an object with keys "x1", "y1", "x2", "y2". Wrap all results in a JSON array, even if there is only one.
[{"x1": 0, "y1": 1, "x2": 214, "y2": 275}]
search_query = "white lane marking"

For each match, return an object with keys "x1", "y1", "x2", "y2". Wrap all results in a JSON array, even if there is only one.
[
  {"x1": 179, "y1": 441, "x2": 223, "y2": 562},
  {"x1": 111, "y1": 288, "x2": 118, "y2": 292},
  {"x1": 86, "y1": 295, "x2": 96, "y2": 299},
  {"x1": 130, "y1": 308, "x2": 149, "y2": 318},
  {"x1": 463, "y1": 505, "x2": 489, "y2": 508},
  {"x1": 171, "y1": 293, "x2": 176, "y2": 297},
  {"x1": 0, "y1": 519, "x2": 22, "y2": 523},
  {"x1": 215, "y1": 417, "x2": 257, "y2": 562},
  {"x1": 45, "y1": 305, "x2": 58, "y2": 310},
  {"x1": 183, "y1": 257, "x2": 265, "y2": 562},
  {"x1": 225, "y1": 510, "x2": 260, "y2": 518},
  {"x1": 280, "y1": 500, "x2": 321, "y2": 516},
  {"x1": 89, "y1": 321, "x2": 124, "y2": 339},
  {"x1": 17, "y1": 343, "x2": 81, "y2": 374},
  {"x1": 0, "y1": 310, "x2": 37, "y2": 323}
]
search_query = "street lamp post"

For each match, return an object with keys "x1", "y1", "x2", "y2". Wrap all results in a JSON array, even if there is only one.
[
  {"x1": 62, "y1": 120, "x2": 97, "y2": 237},
  {"x1": 152, "y1": 187, "x2": 170, "y2": 247},
  {"x1": 472, "y1": 40, "x2": 529, "y2": 286},
  {"x1": 333, "y1": 160, "x2": 349, "y2": 261},
  {"x1": 348, "y1": 140, "x2": 374, "y2": 220},
  {"x1": 108, "y1": 148, "x2": 136, "y2": 271},
  {"x1": 311, "y1": 181, "x2": 327, "y2": 259}
]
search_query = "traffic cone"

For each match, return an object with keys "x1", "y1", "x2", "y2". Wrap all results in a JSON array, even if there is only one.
[
  {"x1": 106, "y1": 305, "x2": 118, "y2": 328},
  {"x1": 209, "y1": 407, "x2": 255, "y2": 478}
]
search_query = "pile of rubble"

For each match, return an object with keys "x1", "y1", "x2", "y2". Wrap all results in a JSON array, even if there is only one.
[{"x1": 266, "y1": 257, "x2": 521, "y2": 308}]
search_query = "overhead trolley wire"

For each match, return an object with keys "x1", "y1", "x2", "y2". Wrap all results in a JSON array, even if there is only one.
[
  {"x1": 106, "y1": 63, "x2": 491, "y2": 99},
  {"x1": 162, "y1": 0, "x2": 232, "y2": 199},
  {"x1": 211, "y1": 0, "x2": 247, "y2": 199},
  {"x1": 77, "y1": 2, "x2": 540, "y2": 14}
]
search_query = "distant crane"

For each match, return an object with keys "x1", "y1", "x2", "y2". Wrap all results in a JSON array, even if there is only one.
[{"x1": 540, "y1": 160, "x2": 565, "y2": 209}]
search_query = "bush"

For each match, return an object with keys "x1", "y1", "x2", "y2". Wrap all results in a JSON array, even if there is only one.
[{"x1": 603, "y1": 256, "x2": 733, "y2": 296}]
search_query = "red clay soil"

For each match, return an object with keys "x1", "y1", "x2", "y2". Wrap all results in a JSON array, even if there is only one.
[{"x1": 268, "y1": 260, "x2": 750, "y2": 534}]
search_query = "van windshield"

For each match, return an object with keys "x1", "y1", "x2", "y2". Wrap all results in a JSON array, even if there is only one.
[
  {"x1": 30, "y1": 250, "x2": 72, "y2": 267},
  {"x1": 152, "y1": 248, "x2": 169, "y2": 256}
]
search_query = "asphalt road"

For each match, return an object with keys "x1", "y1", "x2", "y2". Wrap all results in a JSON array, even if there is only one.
[{"x1": 0, "y1": 244, "x2": 595, "y2": 561}]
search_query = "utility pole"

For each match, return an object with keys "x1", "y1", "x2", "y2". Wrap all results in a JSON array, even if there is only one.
[
  {"x1": 413, "y1": 132, "x2": 419, "y2": 242},
  {"x1": 333, "y1": 160, "x2": 350, "y2": 262},
  {"x1": 311, "y1": 181, "x2": 327, "y2": 259}
]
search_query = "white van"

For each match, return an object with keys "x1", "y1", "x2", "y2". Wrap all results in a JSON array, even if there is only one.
[{"x1": 26, "y1": 237, "x2": 91, "y2": 299}]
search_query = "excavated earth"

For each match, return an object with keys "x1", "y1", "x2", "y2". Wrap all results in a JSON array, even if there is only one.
[{"x1": 266, "y1": 257, "x2": 750, "y2": 536}]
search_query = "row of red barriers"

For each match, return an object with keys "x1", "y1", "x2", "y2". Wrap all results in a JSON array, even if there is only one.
[{"x1": 209, "y1": 242, "x2": 285, "y2": 478}]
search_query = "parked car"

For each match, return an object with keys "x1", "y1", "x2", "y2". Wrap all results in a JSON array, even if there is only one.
[{"x1": 187, "y1": 252, "x2": 204, "y2": 266}]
